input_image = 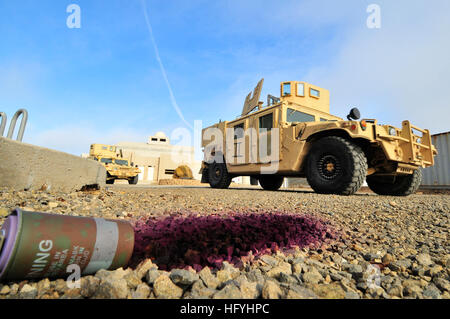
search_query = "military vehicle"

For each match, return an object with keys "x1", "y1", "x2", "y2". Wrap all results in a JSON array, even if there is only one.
[
  {"x1": 89, "y1": 144, "x2": 141, "y2": 185},
  {"x1": 200, "y1": 79, "x2": 437, "y2": 196}
]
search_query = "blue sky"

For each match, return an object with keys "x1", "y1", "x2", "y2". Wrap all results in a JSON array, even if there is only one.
[{"x1": 1, "y1": 0, "x2": 449, "y2": 155}]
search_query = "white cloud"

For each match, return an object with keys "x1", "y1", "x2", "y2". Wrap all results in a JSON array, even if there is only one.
[
  {"x1": 210, "y1": 0, "x2": 450, "y2": 134},
  {"x1": 304, "y1": 0, "x2": 450, "y2": 134}
]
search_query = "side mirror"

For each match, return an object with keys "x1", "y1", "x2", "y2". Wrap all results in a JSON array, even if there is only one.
[{"x1": 347, "y1": 108, "x2": 361, "y2": 121}]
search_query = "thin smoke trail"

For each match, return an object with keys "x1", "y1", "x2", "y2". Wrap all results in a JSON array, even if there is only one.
[{"x1": 140, "y1": 0, "x2": 193, "y2": 130}]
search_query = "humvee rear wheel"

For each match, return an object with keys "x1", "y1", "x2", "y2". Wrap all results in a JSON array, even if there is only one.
[
  {"x1": 208, "y1": 162, "x2": 232, "y2": 189},
  {"x1": 306, "y1": 136, "x2": 368, "y2": 195},
  {"x1": 259, "y1": 175, "x2": 284, "y2": 191},
  {"x1": 366, "y1": 169, "x2": 422, "y2": 196},
  {"x1": 106, "y1": 172, "x2": 115, "y2": 184},
  {"x1": 128, "y1": 175, "x2": 139, "y2": 185}
]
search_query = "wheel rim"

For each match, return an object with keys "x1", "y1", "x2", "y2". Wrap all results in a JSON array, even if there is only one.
[
  {"x1": 318, "y1": 154, "x2": 341, "y2": 180},
  {"x1": 211, "y1": 164, "x2": 222, "y2": 183}
]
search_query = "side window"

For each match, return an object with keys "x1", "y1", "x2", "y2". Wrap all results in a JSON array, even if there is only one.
[
  {"x1": 310, "y1": 88, "x2": 320, "y2": 98},
  {"x1": 287, "y1": 108, "x2": 315, "y2": 123},
  {"x1": 320, "y1": 118, "x2": 328, "y2": 122},
  {"x1": 234, "y1": 123, "x2": 244, "y2": 139},
  {"x1": 297, "y1": 83, "x2": 305, "y2": 96},
  {"x1": 233, "y1": 123, "x2": 245, "y2": 158},
  {"x1": 259, "y1": 113, "x2": 273, "y2": 132},
  {"x1": 282, "y1": 83, "x2": 291, "y2": 96}
]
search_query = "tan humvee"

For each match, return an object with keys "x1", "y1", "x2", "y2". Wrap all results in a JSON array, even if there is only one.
[
  {"x1": 200, "y1": 79, "x2": 437, "y2": 196},
  {"x1": 89, "y1": 144, "x2": 141, "y2": 185}
]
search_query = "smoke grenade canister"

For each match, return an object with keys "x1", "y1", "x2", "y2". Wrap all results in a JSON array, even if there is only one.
[{"x1": 0, "y1": 209, "x2": 135, "y2": 282}]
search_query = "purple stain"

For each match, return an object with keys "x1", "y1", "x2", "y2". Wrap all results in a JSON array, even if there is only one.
[{"x1": 129, "y1": 211, "x2": 337, "y2": 271}]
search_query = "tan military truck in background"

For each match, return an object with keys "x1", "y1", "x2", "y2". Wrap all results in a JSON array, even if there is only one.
[
  {"x1": 200, "y1": 79, "x2": 437, "y2": 196},
  {"x1": 89, "y1": 144, "x2": 141, "y2": 185}
]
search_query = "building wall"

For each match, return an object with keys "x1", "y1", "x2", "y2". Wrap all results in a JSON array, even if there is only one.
[
  {"x1": 115, "y1": 133, "x2": 202, "y2": 183},
  {"x1": 422, "y1": 132, "x2": 450, "y2": 189}
]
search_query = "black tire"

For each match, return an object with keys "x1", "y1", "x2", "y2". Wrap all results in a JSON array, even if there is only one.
[
  {"x1": 208, "y1": 162, "x2": 232, "y2": 189},
  {"x1": 259, "y1": 175, "x2": 284, "y2": 191},
  {"x1": 128, "y1": 175, "x2": 139, "y2": 185},
  {"x1": 306, "y1": 136, "x2": 367, "y2": 195},
  {"x1": 367, "y1": 169, "x2": 422, "y2": 196},
  {"x1": 106, "y1": 172, "x2": 115, "y2": 184}
]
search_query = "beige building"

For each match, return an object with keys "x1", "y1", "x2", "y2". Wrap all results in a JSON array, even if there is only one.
[{"x1": 115, "y1": 132, "x2": 202, "y2": 184}]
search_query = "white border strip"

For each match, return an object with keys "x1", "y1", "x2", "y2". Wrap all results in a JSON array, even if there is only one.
[{"x1": 82, "y1": 218, "x2": 119, "y2": 275}]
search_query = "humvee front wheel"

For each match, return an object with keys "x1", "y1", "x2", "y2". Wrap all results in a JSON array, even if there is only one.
[
  {"x1": 208, "y1": 162, "x2": 232, "y2": 189},
  {"x1": 128, "y1": 175, "x2": 139, "y2": 185},
  {"x1": 306, "y1": 136, "x2": 367, "y2": 195},
  {"x1": 366, "y1": 169, "x2": 422, "y2": 196},
  {"x1": 259, "y1": 175, "x2": 284, "y2": 191}
]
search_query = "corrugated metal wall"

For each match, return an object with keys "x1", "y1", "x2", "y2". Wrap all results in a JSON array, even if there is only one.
[{"x1": 422, "y1": 132, "x2": 450, "y2": 189}]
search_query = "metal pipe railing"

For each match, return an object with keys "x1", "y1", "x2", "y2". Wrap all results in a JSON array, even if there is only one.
[
  {"x1": 1, "y1": 109, "x2": 28, "y2": 142},
  {"x1": 0, "y1": 112, "x2": 7, "y2": 136}
]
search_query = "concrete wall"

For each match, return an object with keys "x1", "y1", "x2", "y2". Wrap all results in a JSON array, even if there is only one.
[
  {"x1": 0, "y1": 137, "x2": 106, "y2": 192},
  {"x1": 116, "y1": 140, "x2": 202, "y2": 182}
]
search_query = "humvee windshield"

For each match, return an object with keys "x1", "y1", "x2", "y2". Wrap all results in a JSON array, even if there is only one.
[
  {"x1": 101, "y1": 158, "x2": 113, "y2": 164},
  {"x1": 287, "y1": 108, "x2": 315, "y2": 123},
  {"x1": 115, "y1": 159, "x2": 129, "y2": 166}
]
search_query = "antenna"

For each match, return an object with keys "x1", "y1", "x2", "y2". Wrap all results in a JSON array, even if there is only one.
[{"x1": 241, "y1": 79, "x2": 264, "y2": 116}]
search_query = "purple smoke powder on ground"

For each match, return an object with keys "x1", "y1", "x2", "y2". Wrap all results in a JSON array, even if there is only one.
[{"x1": 130, "y1": 211, "x2": 337, "y2": 271}]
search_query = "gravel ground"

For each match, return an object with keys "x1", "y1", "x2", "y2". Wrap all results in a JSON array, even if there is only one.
[{"x1": 0, "y1": 185, "x2": 448, "y2": 299}]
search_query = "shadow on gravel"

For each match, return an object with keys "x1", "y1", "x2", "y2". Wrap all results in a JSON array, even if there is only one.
[{"x1": 129, "y1": 212, "x2": 337, "y2": 271}]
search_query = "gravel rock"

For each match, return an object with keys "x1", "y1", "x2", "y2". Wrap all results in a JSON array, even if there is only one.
[
  {"x1": 345, "y1": 291, "x2": 360, "y2": 299},
  {"x1": 266, "y1": 261, "x2": 292, "y2": 279},
  {"x1": 342, "y1": 263, "x2": 364, "y2": 280},
  {"x1": 285, "y1": 285, "x2": 317, "y2": 299},
  {"x1": 0, "y1": 286, "x2": 10, "y2": 295},
  {"x1": 259, "y1": 255, "x2": 279, "y2": 267},
  {"x1": 402, "y1": 280, "x2": 423, "y2": 298},
  {"x1": 170, "y1": 269, "x2": 199, "y2": 287},
  {"x1": 311, "y1": 283, "x2": 347, "y2": 299},
  {"x1": 135, "y1": 259, "x2": 157, "y2": 279},
  {"x1": 302, "y1": 268, "x2": 323, "y2": 285},
  {"x1": 36, "y1": 278, "x2": 51, "y2": 297},
  {"x1": 131, "y1": 283, "x2": 151, "y2": 299},
  {"x1": 146, "y1": 269, "x2": 162, "y2": 285},
  {"x1": 389, "y1": 259, "x2": 412, "y2": 272},
  {"x1": 153, "y1": 275, "x2": 183, "y2": 299},
  {"x1": 382, "y1": 253, "x2": 395, "y2": 265},
  {"x1": 94, "y1": 277, "x2": 129, "y2": 299},
  {"x1": 80, "y1": 276, "x2": 100, "y2": 298},
  {"x1": 235, "y1": 277, "x2": 260, "y2": 299},
  {"x1": 19, "y1": 284, "x2": 38, "y2": 299},
  {"x1": 433, "y1": 277, "x2": 450, "y2": 292},
  {"x1": 416, "y1": 253, "x2": 433, "y2": 267},
  {"x1": 0, "y1": 186, "x2": 448, "y2": 299},
  {"x1": 124, "y1": 272, "x2": 142, "y2": 289},
  {"x1": 199, "y1": 267, "x2": 220, "y2": 289},
  {"x1": 189, "y1": 280, "x2": 217, "y2": 299},
  {"x1": 262, "y1": 281, "x2": 283, "y2": 299},
  {"x1": 423, "y1": 285, "x2": 441, "y2": 299},
  {"x1": 213, "y1": 283, "x2": 242, "y2": 299},
  {"x1": 246, "y1": 269, "x2": 265, "y2": 283}
]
